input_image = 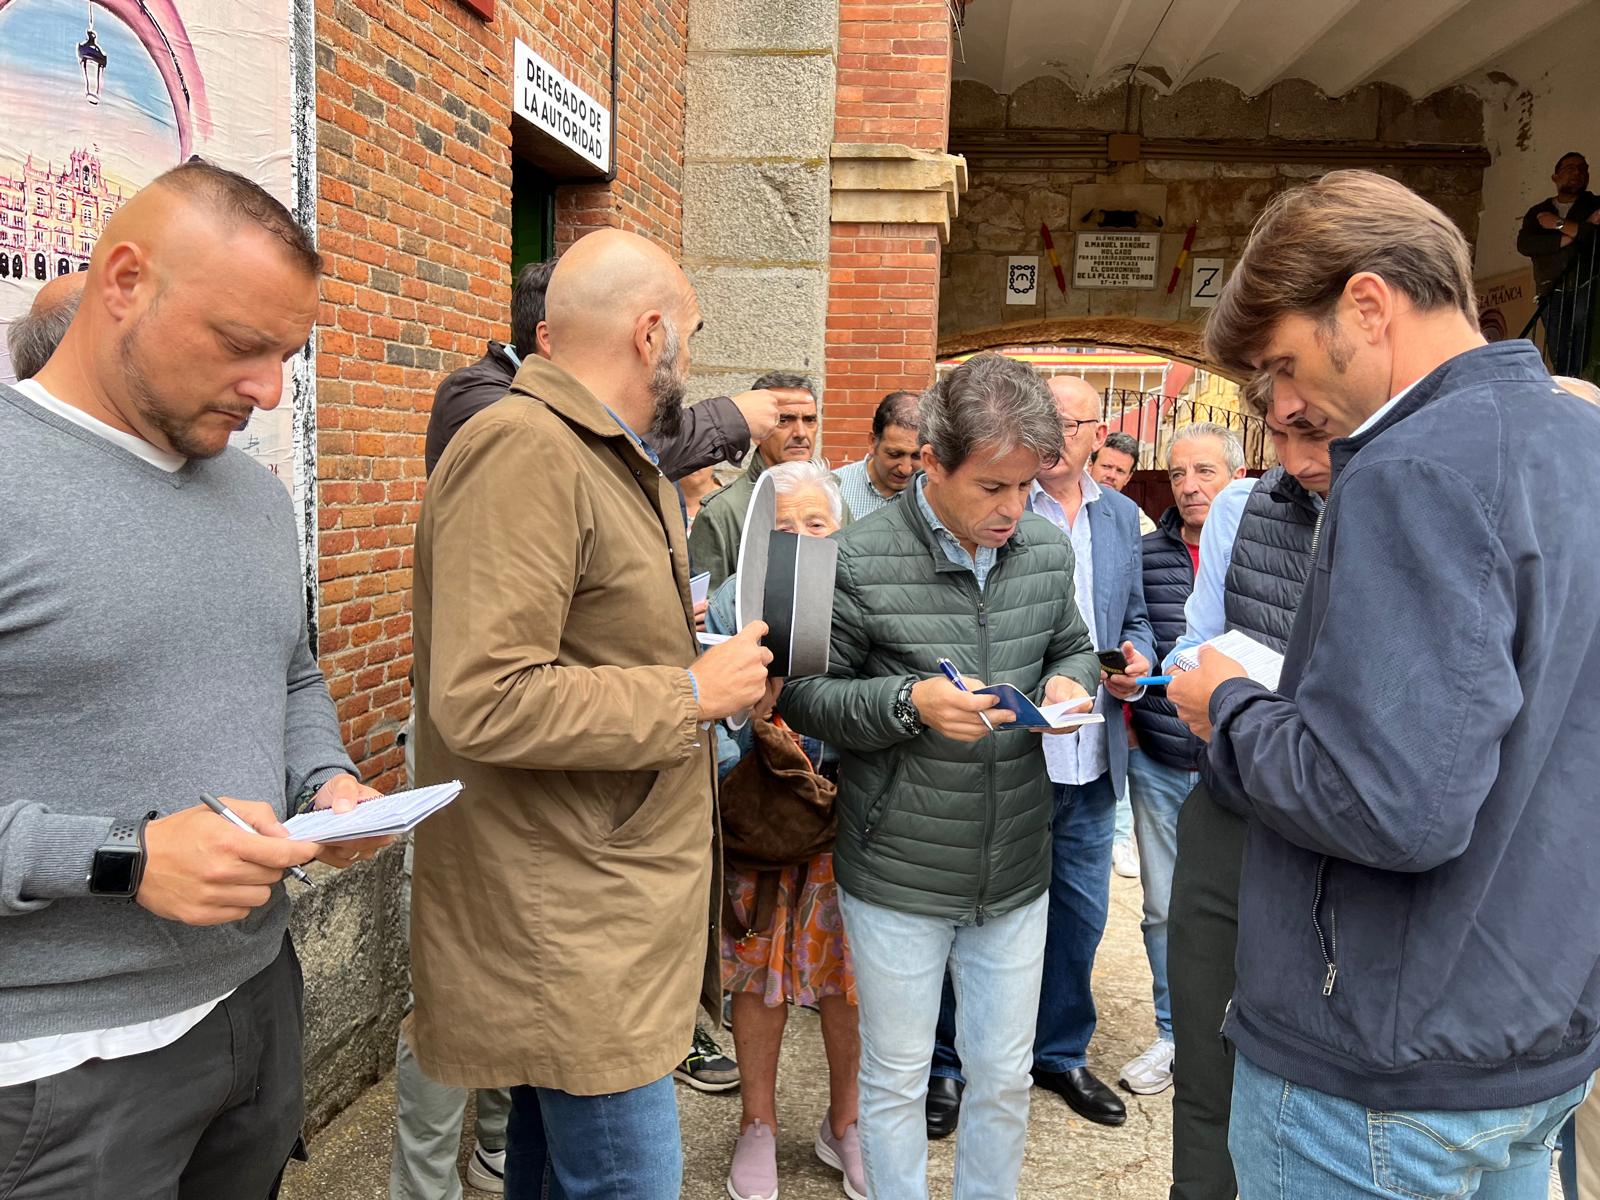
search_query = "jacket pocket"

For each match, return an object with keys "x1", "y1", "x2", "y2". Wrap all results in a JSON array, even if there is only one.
[
  {"x1": 861, "y1": 754, "x2": 906, "y2": 845},
  {"x1": 605, "y1": 770, "x2": 668, "y2": 848}
]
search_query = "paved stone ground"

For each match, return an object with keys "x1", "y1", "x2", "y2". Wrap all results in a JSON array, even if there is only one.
[{"x1": 283, "y1": 874, "x2": 1173, "y2": 1199}]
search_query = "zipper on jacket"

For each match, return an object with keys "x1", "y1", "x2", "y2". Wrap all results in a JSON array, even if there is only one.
[
  {"x1": 1311, "y1": 855, "x2": 1339, "y2": 996},
  {"x1": 973, "y1": 587, "x2": 997, "y2": 926},
  {"x1": 1309, "y1": 506, "x2": 1326, "y2": 562},
  {"x1": 1219, "y1": 997, "x2": 1232, "y2": 1043}
]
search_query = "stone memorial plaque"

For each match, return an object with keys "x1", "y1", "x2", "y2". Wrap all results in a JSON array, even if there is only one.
[{"x1": 1072, "y1": 232, "x2": 1160, "y2": 290}]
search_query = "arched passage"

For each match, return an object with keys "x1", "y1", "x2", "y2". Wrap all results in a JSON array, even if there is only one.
[{"x1": 937, "y1": 315, "x2": 1240, "y2": 380}]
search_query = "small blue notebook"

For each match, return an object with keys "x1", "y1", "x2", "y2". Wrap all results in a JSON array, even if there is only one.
[{"x1": 974, "y1": 684, "x2": 1105, "y2": 732}]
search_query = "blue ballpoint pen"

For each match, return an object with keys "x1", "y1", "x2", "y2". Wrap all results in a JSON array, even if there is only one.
[
  {"x1": 935, "y1": 657, "x2": 996, "y2": 733},
  {"x1": 200, "y1": 792, "x2": 314, "y2": 886},
  {"x1": 1134, "y1": 675, "x2": 1172, "y2": 686}
]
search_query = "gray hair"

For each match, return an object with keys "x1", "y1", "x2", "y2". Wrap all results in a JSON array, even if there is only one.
[
  {"x1": 7, "y1": 289, "x2": 80, "y2": 379},
  {"x1": 920, "y1": 352, "x2": 1062, "y2": 472},
  {"x1": 1098, "y1": 431, "x2": 1140, "y2": 460},
  {"x1": 752, "y1": 370, "x2": 818, "y2": 399},
  {"x1": 1169, "y1": 422, "x2": 1245, "y2": 474},
  {"x1": 765, "y1": 459, "x2": 843, "y2": 525}
]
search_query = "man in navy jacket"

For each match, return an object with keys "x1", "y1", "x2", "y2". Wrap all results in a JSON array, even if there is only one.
[{"x1": 1171, "y1": 169, "x2": 1600, "y2": 1200}]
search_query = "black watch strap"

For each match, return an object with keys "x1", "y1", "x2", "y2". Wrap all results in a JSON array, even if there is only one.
[{"x1": 88, "y1": 811, "x2": 155, "y2": 898}]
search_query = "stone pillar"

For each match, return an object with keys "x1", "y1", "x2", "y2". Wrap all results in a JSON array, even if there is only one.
[
  {"x1": 825, "y1": 1, "x2": 965, "y2": 466},
  {"x1": 681, "y1": 0, "x2": 838, "y2": 434}
]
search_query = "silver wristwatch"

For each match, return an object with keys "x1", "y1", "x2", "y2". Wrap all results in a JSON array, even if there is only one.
[{"x1": 893, "y1": 679, "x2": 925, "y2": 737}]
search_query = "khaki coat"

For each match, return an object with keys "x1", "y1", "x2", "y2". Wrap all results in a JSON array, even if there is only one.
[{"x1": 408, "y1": 356, "x2": 717, "y2": 1095}]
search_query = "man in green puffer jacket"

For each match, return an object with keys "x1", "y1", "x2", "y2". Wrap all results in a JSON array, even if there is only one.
[{"x1": 779, "y1": 351, "x2": 1100, "y2": 1200}]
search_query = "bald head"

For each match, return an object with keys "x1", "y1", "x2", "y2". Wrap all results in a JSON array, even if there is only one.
[
  {"x1": 1038, "y1": 374, "x2": 1107, "y2": 486},
  {"x1": 545, "y1": 229, "x2": 696, "y2": 352},
  {"x1": 541, "y1": 228, "x2": 702, "y2": 440},
  {"x1": 7, "y1": 272, "x2": 86, "y2": 379},
  {"x1": 1047, "y1": 374, "x2": 1101, "y2": 420}
]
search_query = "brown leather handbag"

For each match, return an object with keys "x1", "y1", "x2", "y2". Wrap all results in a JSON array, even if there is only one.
[{"x1": 718, "y1": 717, "x2": 837, "y2": 938}]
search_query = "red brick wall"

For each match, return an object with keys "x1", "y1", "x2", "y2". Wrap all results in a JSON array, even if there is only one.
[
  {"x1": 825, "y1": 223, "x2": 942, "y2": 460},
  {"x1": 825, "y1": 2, "x2": 952, "y2": 465},
  {"x1": 314, "y1": 0, "x2": 687, "y2": 787}
]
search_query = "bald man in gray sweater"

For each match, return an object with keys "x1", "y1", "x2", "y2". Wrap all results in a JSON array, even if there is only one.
[{"x1": 0, "y1": 162, "x2": 388, "y2": 1199}]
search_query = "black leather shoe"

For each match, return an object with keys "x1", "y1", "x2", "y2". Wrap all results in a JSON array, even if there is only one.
[
  {"x1": 1033, "y1": 1066, "x2": 1127, "y2": 1126},
  {"x1": 925, "y1": 1076, "x2": 964, "y2": 1140}
]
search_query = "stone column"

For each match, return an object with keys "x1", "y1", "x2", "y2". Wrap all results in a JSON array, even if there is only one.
[{"x1": 681, "y1": 0, "x2": 838, "y2": 444}]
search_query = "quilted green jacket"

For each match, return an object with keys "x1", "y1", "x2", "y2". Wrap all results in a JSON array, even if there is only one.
[{"x1": 778, "y1": 496, "x2": 1099, "y2": 921}]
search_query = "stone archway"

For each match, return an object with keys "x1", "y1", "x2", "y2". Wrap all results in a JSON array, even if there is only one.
[{"x1": 937, "y1": 314, "x2": 1241, "y2": 379}]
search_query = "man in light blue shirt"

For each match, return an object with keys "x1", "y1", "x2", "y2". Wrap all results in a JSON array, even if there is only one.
[
  {"x1": 1166, "y1": 413, "x2": 1329, "y2": 669},
  {"x1": 1164, "y1": 379, "x2": 1330, "y2": 1200},
  {"x1": 835, "y1": 390, "x2": 921, "y2": 521}
]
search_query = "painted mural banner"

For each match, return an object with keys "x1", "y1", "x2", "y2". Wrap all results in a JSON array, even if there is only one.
[{"x1": 0, "y1": 0, "x2": 305, "y2": 494}]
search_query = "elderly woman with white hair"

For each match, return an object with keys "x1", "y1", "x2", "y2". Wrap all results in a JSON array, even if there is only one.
[{"x1": 707, "y1": 460, "x2": 864, "y2": 1200}]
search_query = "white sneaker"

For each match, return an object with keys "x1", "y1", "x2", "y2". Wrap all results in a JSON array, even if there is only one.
[
  {"x1": 1112, "y1": 838, "x2": 1140, "y2": 879},
  {"x1": 1119, "y1": 1037, "x2": 1175, "y2": 1095},
  {"x1": 466, "y1": 1142, "x2": 506, "y2": 1193}
]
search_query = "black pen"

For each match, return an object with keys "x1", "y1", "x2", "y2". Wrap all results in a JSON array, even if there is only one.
[{"x1": 200, "y1": 792, "x2": 314, "y2": 886}]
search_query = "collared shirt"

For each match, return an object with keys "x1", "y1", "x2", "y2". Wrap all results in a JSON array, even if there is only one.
[
  {"x1": 1167, "y1": 476, "x2": 1326, "y2": 669},
  {"x1": 1029, "y1": 472, "x2": 1108, "y2": 785},
  {"x1": 835, "y1": 457, "x2": 904, "y2": 522},
  {"x1": 1349, "y1": 379, "x2": 1419, "y2": 440},
  {"x1": 602, "y1": 405, "x2": 660, "y2": 469},
  {"x1": 916, "y1": 474, "x2": 999, "y2": 589}
]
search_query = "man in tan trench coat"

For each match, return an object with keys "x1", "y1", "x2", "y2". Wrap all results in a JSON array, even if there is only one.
[{"x1": 408, "y1": 229, "x2": 772, "y2": 1198}]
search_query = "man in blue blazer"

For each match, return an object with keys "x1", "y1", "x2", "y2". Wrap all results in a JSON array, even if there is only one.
[{"x1": 1025, "y1": 375, "x2": 1157, "y2": 1127}]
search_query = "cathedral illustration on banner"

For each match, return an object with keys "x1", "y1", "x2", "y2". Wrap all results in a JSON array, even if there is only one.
[{"x1": 0, "y1": 148, "x2": 128, "y2": 283}]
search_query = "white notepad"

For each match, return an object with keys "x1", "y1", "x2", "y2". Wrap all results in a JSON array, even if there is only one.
[
  {"x1": 1172, "y1": 630, "x2": 1284, "y2": 691},
  {"x1": 282, "y1": 781, "x2": 463, "y2": 843}
]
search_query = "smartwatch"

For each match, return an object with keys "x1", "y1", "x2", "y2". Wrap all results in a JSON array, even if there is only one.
[
  {"x1": 893, "y1": 679, "x2": 925, "y2": 738},
  {"x1": 88, "y1": 812, "x2": 156, "y2": 898}
]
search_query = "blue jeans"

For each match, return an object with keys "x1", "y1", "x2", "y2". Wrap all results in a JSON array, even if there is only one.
[
  {"x1": 1230, "y1": 1053, "x2": 1591, "y2": 1200},
  {"x1": 503, "y1": 1076, "x2": 680, "y2": 1200},
  {"x1": 1127, "y1": 748, "x2": 1197, "y2": 1039},
  {"x1": 1033, "y1": 774, "x2": 1116, "y2": 1073},
  {"x1": 840, "y1": 886, "x2": 1048, "y2": 1200},
  {"x1": 931, "y1": 972, "x2": 963, "y2": 1084},
  {"x1": 1115, "y1": 782, "x2": 1134, "y2": 843}
]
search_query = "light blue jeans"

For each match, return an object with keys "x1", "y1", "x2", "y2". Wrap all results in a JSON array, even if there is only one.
[
  {"x1": 1127, "y1": 748, "x2": 1198, "y2": 1039},
  {"x1": 839, "y1": 887, "x2": 1049, "y2": 1200},
  {"x1": 1114, "y1": 784, "x2": 1134, "y2": 844},
  {"x1": 1231, "y1": 1052, "x2": 1591, "y2": 1199}
]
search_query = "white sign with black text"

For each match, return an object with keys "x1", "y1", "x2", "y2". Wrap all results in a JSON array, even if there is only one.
[
  {"x1": 1006, "y1": 256, "x2": 1039, "y2": 305},
  {"x1": 1189, "y1": 258, "x2": 1226, "y2": 309},
  {"x1": 1073, "y1": 232, "x2": 1160, "y2": 290},
  {"x1": 513, "y1": 39, "x2": 611, "y2": 173}
]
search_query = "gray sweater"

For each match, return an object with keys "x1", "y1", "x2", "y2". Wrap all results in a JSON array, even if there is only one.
[{"x1": 0, "y1": 385, "x2": 354, "y2": 1040}]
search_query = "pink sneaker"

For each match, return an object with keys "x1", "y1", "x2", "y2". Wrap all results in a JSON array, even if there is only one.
[
  {"x1": 728, "y1": 1119, "x2": 779, "y2": 1200},
  {"x1": 814, "y1": 1117, "x2": 866, "y2": 1200}
]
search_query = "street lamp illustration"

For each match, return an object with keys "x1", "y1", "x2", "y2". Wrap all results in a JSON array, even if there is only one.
[{"x1": 78, "y1": 7, "x2": 108, "y2": 105}]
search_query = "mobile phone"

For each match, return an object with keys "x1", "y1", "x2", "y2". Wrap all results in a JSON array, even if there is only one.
[{"x1": 1096, "y1": 648, "x2": 1130, "y2": 674}]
